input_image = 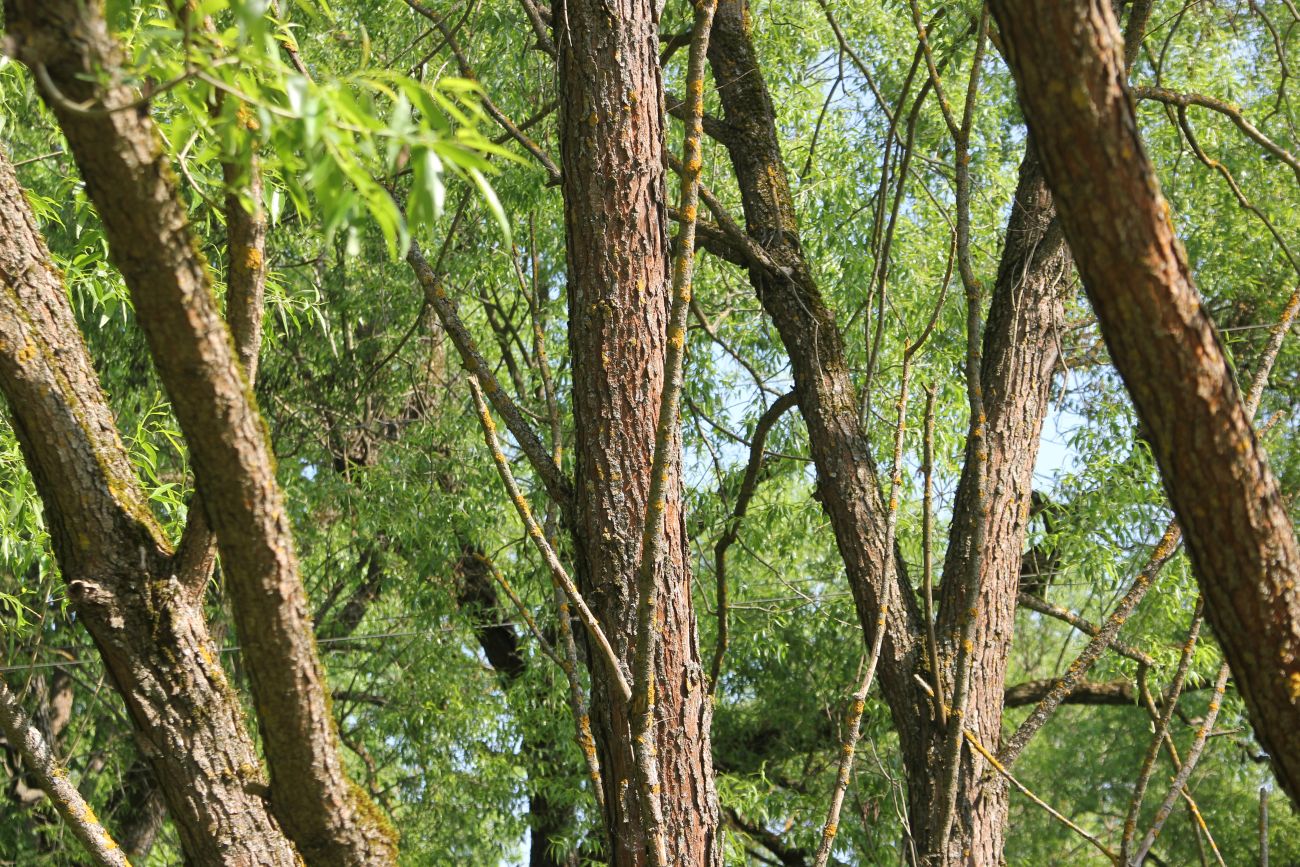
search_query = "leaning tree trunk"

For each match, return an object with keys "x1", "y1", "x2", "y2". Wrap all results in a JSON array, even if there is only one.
[
  {"x1": 0, "y1": 149, "x2": 300, "y2": 865},
  {"x1": 554, "y1": 1, "x2": 721, "y2": 863},
  {"x1": 990, "y1": 0, "x2": 1300, "y2": 806},
  {"x1": 4, "y1": 0, "x2": 396, "y2": 861}
]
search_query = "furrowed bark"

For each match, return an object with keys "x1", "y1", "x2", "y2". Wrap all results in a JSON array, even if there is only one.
[
  {"x1": 555, "y1": 0, "x2": 720, "y2": 862},
  {"x1": 628, "y1": 4, "x2": 717, "y2": 863},
  {"x1": 929, "y1": 142, "x2": 1070, "y2": 862},
  {"x1": 990, "y1": 0, "x2": 1300, "y2": 804},
  {"x1": 4, "y1": 1, "x2": 396, "y2": 860},
  {"x1": 0, "y1": 149, "x2": 299, "y2": 865}
]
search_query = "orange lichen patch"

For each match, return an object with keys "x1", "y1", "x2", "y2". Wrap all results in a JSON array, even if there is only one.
[{"x1": 240, "y1": 245, "x2": 263, "y2": 272}]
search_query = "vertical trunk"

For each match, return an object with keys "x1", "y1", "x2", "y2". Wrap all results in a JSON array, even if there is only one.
[
  {"x1": 990, "y1": 0, "x2": 1300, "y2": 806},
  {"x1": 930, "y1": 144, "x2": 1069, "y2": 862},
  {"x1": 0, "y1": 150, "x2": 300, "y2": 865},
  {"x1": 554, "y1": 1, "x2": 721, "y2": 863}
]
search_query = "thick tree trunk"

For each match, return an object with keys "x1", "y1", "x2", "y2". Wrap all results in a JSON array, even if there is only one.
[
  {"x1": 554, "y1": 1, "x2": 721, "y2": 863},
  {"x1": 4, "y1": 1, "x2": 397, "y2": 861},
  {"x1": 0, "y1": 150, "x2": 300, "y2": 865},
  {"x1": 991, "y1": 0, "x2": 1300, "y2": 805}
]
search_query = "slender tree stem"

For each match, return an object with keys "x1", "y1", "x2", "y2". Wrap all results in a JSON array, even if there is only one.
[
  {"x1": 709, "y1": 391, "x2": 799, "y2": 694},
  {"x1": 1260, "y1": 786, "x2": 1270, "y2": 867},
  {"x1": 814, "y1": 605, "x2": 887, "y2": 867},
  {"x1": 1132, "y1": 660, "x2": 1232, "y2": 865},
  {"x1": 0, "y1": 677, "x2": 131, "y2": 867},
  {"x1": 814, "y1": 349, "x2": 918, "y2": 866},
  {"x1": 1121, "y1": 599, "x2": 1204, "y2": 864},
  {"x1": 933, "y1": 9, "x2": 989, "y2": 859},
  {"x1": 465, "y1": 377, "x2": 631, "y2": 702}
]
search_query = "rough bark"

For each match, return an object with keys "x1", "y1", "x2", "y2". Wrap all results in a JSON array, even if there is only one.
[
  {"x1": 3, "y1": 1, "x2": 396, "y2": 861},
  {"x1": 990, "y1": 0, "x2": 1300, "y2": 805},
  {"x1": 554, "y1": 1, "x2": 720, "y2": 862},
  {"x1": 0, "y1": 148, "x2": 299, "y2": 865},
  {"x1": 930, "y1": 145, "x2": 1069, "y2": 862},
  {"x1": 705, "y1": 3, "x2": 1070, "y2": 860}
]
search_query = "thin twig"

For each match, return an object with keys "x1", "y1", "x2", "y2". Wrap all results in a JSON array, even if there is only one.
[
  {"x1": 1132, "y1": 660, "x2": 1232, "y2": 865},
  {"x1": 814, "y1": 343, "x2": 918, "y2": 865},
  {"x1": 1121, "y1": 598, "x2": 1204, "y2": 864},
  {"x1": 1260, "y1": 786, "x2": 1270, "y2": 867},
  {"x1": 709, "y1": 392, "x2": 799, "y2": 694},
  {"x1": 409, "y1": 242, "x2": 571, "y2": 508},
  {"x1": 921, "y1": 386, "x2": 945, "y2": 725},
  {"x1": 1133, "y1": 86, "x2": 1300, "y2": 183},
  {"x1": 1017, "y1": 593, "x2": 1155, "y2": 666},
  {"x1": 813, "y1": 605, "x2": 887, "y2": 867},
  {"x1": 402, "y1": 0, "x2": 562, "y2": 184}
]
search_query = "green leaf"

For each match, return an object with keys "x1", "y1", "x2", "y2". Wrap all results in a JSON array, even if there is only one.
[{"x1": 468, "y1": 167, "x2": 510, "y2": 244}]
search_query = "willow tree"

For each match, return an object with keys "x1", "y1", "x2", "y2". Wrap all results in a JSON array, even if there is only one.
[{"x1": 2, "y1": 0, "x2": 1300, "y2": 865}]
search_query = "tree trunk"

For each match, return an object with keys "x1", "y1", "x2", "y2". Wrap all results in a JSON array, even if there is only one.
[
  {"x1": 554, "y1": 1, "x2": 721, "y2": 863},
  {"x1": 706, "y1": 0, "x2": 931, "y2": 784},
  {"x1": 990, "y1": 0, "x2": 1300, "y2": 806},
  {"x1": 0, "y1": 149, "x2": 300, "y2": 865},
  {"x1": 929, "y1": 144, "x2": 1069, "y2": 863},
  {"x1": 4, "y1": 0, "x2": 396, "y2": 860}
]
